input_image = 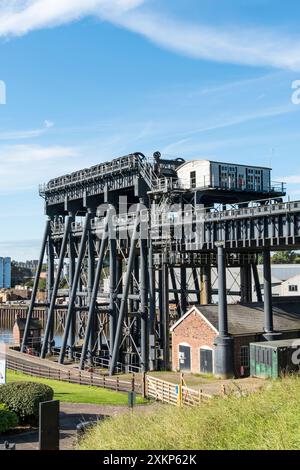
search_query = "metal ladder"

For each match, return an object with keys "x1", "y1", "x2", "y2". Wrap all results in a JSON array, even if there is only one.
[{"x1": 137, "y1": 155, "x2": 159, "y2": 190}]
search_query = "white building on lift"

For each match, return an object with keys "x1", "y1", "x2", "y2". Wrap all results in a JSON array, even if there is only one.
[
  {"x1": 280, "y1": 274, "x2": 300, "y2": 296},
  {"x1": 176, "y1": 160, "x2": 273, "y2": 193}
]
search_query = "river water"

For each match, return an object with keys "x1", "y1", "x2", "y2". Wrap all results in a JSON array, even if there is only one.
[{"x1": 0, "y1": 327, "x2": 63, "y2": 347}]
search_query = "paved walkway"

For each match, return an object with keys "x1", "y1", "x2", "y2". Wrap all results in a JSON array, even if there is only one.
[{"x1": 2, "y1": 402, "x2": 156, "y2": 450}]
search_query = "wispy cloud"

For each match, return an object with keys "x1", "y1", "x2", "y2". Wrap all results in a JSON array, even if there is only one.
[
  {"x1": 0, "y1": 2, "x2": 300, "y2": 71},
  {"x1": 0, "y1": 143, "x2": 77, "y2": 162},
  {"x1": 44, "y1": 119, "x2": 54, "y2": 128},
  {"x1": 0, "y1": 143, "x2": 79, "y2": 191},
  {"x1": 0, "y1": 0, "x2": 144, "y2": 36},
  {"x1": 0, "y1": 120, "x2": 54, "y2": 140},
  {"x1": 115, "y1": 11, "x2": 300, "y2": 71},
  {"x1": 162, "y1": 104, "x2": 297, "y2": 154}
]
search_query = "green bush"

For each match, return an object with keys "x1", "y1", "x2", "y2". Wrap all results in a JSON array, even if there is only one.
[
  {"x1": 0, "y1": 382, "x2": 53, "y2": 423},
  {"x1": 0, "y1": 404, "x2": 19, "y2": 433}
]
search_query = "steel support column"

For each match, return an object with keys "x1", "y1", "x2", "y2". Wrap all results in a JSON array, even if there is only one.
[
  {"x1": 161, "y1": 261, "x2": 170, "y2": 369},
  {"x1": 148, "y1": 239, "x2": 156, "y2": 370},
  {"x1": 200, "y1": 264, "x2": 212, "y2": 304},
  {"x1": 192, "y1": 267, "x2": 201, "y2": 304},
  {"x1": 21, "y1": 218, "x2": 50, "y2": 352},
  {"x1": 68, "y1": 213, "x2": 76, "y2": 360},
  {"x1": 41, "y1": 216, "x2": 72, "y2": 358},
  {"x1": 79, "y1": 212, "x2": 110, "y2": 370},
  {"x1": 59, "y1": 212, "x2": 91, "y2": 364},
  {"x1": 180, "y1": 266, "x2": 187, "y2": 316},
  {"x1": 109, "y1": 207, "x2": 140, "y2": 375},
  {"x1": 47, "y1": 231, "x2": 55, "y2": 347},
  {"x1": 109, "y1": 236, "x2": 117, "y2": 357},
  {"x1": 240, "y1": 264, "x2": 252, "y2": 303},
  {"x1": 262, "y1": 250, "x2": 281, "y2": 340},
  {"x1": 140, "y1": 229, "x2": 149, "y2": 372},
  {"x1": 252, "y1": 262, "x2": 262, "y2": 302},
  {"x1": 88, "y1": 212, "x2": 96, "y2": 363},
  {"x1": 170, "y1": 268, "x2": 181, "y2": 316},
  {"x1": 148, "y1": 239, "x2": 155, "y2": 335},
  {"x1": 214, "y1": 244, "x2": 234, "y2": 378}
]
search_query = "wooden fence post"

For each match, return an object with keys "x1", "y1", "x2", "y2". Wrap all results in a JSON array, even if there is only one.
[
  {"x1": 178, "y1": 372, "x2": 184, "y2": 407},
  {"x1": 141, "y1": 372, "x2": 147, "y2": 398}
]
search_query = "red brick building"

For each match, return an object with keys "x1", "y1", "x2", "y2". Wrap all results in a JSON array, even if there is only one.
[
  {"x1": 171, "y1": 299, "x2": 300, "y2": 377},
  {"x1": 13, "y1": 318, "x2": 42, "y2": 348}
]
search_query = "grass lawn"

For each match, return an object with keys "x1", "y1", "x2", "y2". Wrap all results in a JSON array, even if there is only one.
[
  {"x1": 7, "y1": 370, "x2": 146, "y2": 406},
  {"x1": 79, "y1": 375, "x2": 300, "y2": 450}
]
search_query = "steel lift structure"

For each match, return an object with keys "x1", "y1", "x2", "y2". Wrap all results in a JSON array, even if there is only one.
[{"x1": 21, "y1": 151, "x2": 299, "y2": 377}]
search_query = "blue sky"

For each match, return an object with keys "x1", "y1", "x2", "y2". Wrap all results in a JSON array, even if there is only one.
[{"x1": 0, "y1": 0, "x2": 300, "y2": 260}]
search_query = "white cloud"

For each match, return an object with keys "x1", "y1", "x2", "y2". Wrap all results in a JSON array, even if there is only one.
[
  {"x1": 0, "y1": 143, "x2": 77, "y2": 162},
  {"x1": 44, "y1": 119, "x2": 54, "y2": 128},
  {"x1": 116, "y1": 11, "x2": 300, "y2": 71},
  {"x1": 162, "y1": 104, "x2": 297, "y2": 155},
  {"x1": 0, "y1": 1, "x2": 299, "y2": 71},
  {"x1": 0, "y1": 120, "x2": 54, "y2": 140},
  {"x1": 0, "y1": 0, "x2": 144, "y2": 36},
  {"x1": 0, "y1": 143, "x2": 79, "y2": 191},
  {"x1": 0, "y1": 128, "x2": 45, "y2": 140}
]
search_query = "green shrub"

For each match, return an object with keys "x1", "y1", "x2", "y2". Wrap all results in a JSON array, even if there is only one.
[
  {"x1": 0, "y1": 404, "x2": 19, "y2": 433},
  {"x1": 0, "y1": 382, "x2": 53, "y2": 423}
]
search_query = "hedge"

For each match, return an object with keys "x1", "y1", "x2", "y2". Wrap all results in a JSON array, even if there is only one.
[
  {"x1": 0, "y1": 404, "x2": 19, "y2": 433},
  {"x1": 0, "y1": 381, "x2": 53, "y2": 423}
]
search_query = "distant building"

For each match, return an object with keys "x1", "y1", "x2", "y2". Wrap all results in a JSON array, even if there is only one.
[
  {"x1": 256, "y1": 264, "x2": 300, "y2": 297},
  {"x1": 280, "y1": 274, "x2": 300, "y2": 296},
  {"x1": 13, "y1": 259, "x2": 39, "y2": 276},
  {"x1": 0, "y1": 257, "x2": 11, "y2": 288},
  {"x1": 13, "y1": 317, "x2": 42, "y2": 348}
]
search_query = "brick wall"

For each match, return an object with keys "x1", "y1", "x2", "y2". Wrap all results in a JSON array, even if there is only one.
[
  {"x1": 172, "y1": 308, "x2": 300, "y2": 377},
  {"x1": 172, "y1": 309, "x2": 216, "y2": 374}
]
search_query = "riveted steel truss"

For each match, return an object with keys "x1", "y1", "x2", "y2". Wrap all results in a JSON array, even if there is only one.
[{"x1": 22, "y1": 152, "x2": 300, "y2": 375}]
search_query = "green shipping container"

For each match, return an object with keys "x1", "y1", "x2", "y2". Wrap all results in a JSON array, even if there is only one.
[{"x1": 250, "y1": 339, "x2": 300, "y2": 379}]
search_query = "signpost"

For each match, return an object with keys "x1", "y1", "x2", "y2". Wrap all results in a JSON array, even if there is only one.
[
  {"x1": 0, "y1": 343, "x2": 7, "y2": 385},
  {"x1": 39, "y1": 400, "x2": 60, "y2": 450}
]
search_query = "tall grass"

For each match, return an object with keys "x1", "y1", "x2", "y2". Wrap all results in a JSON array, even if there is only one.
[{"x1": 79, "y1": 376, "x2": 300, "y2": 450}]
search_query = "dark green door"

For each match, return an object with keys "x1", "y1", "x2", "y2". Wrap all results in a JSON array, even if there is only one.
[{"x1": 200, "y1": 348, "x2": 213, "y2": 374}]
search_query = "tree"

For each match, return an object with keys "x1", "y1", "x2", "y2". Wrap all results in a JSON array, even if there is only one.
[
  {"x1": 271, "y1": 251, "x2": 300, "y2": 264},
  {"x1": 257, "y1": 251, "x2": 300, "y2": 264},
  {"x1": 11, "y1": 262, "x2": 32, "y2": 287}
]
